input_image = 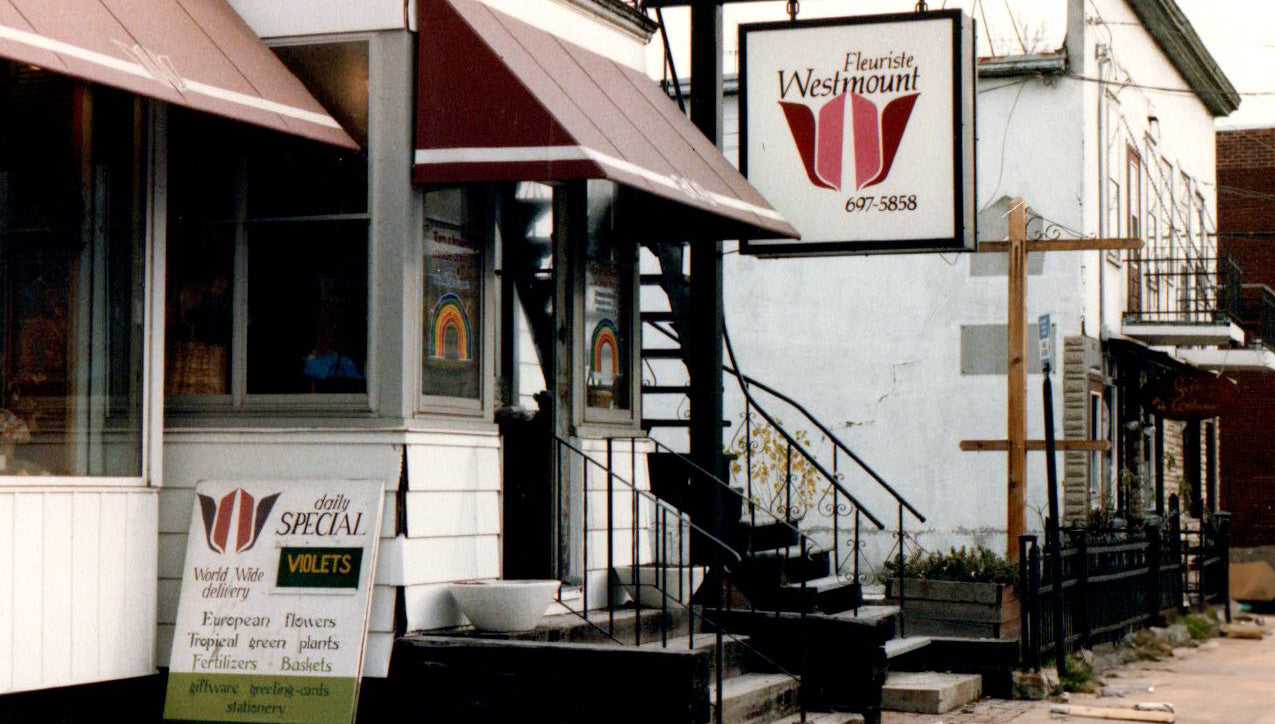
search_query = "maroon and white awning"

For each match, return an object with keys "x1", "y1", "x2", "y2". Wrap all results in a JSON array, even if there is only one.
[
  {"x1": 0, "y1": 0, "x2": 355, "y2": 148},
  {"x1": 413, "y1": 0, "x2": 798, "y2": 240}
]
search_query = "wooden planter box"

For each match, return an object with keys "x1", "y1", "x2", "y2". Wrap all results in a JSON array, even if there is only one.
[{"x1": 886, "y1": 579, "x2": 1020, "y2": 640}]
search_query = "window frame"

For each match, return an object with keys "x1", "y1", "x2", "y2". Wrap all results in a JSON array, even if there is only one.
[
  {"x1": 568, "y1": 182, "x2": 641, "y2": 436},
  {"x1": 416, "y1": 185, "x2": 497, "y2": 418},
  {"x1": 0, "y1": 78, "x2": 160, "y2": 486},
  {"x1": 164, "y1": 36, "x2": 374, "y2": 416}
]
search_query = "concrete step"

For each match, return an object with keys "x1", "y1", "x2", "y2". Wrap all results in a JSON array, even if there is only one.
[
  {"x1": 883, "y1": 635, "x2": 931, "y2": 660},
  {"x1": 770, "y1": 713, "x2": 865, "y2": 724},
  {"x1": 711, "y1": 672, "x2": 801, "y2": 724},
  {"x1": 642, "y1": 633, "x2": 753, "y2": 680},
  {"x1": 776, "y1": 575, "x2": 863, "y2": 614},
  {"x1": 881, "y1": 671, "x2": 982, "y2": 715}
]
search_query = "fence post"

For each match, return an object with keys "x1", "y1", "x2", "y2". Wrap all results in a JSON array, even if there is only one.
[
  {"x1": 1018, "y1": 535, "x2": 1032, "y2": 667},
  {"x1": 1216, "y1": 511, "x2": 1231, "y2": 622},
  {"x1": 1167, "y1": 495, "x2": 1182, "y2": 611},
  {"x1": 1075, "y1": 533, "x2": 1091, "y2": 650},
  {"x1": 1147, "y1": 522, "x2": 1162, "y2": 624}
]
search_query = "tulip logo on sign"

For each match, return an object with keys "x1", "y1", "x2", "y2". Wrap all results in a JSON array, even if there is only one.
[
  {"x1": 197, "y1": 488, "x2": 280, "y2": 554},
  {"x1": 780, "y1": 91, "x2": 919, "y2": 192}
]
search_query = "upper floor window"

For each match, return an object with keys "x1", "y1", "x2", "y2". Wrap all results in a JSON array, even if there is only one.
[{"x1": 166, "y1": 41, "x2": 370, "y2": 407}]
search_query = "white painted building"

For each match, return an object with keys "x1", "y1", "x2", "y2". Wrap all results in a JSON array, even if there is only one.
[
  {"x1": 0, "y1": 0, "x2": 798, "y2": 707},
  {"x1": 689, "y1": 0, "x2": 1243, "y2": 571}
]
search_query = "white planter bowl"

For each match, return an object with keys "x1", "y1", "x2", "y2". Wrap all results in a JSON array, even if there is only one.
[
  {"x1": 615, "y1": 565, "x2": 705, "y2": 608},
  {"x1": 448, "y1": 579, "x2": 561, "y2": 632}
]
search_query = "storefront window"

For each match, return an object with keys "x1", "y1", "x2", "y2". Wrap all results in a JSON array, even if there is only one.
[
  {"x1": 583, "y1": 182, "x2": 633, "y2": 414},
  {"x1": 0, "y1": 63, "x2": 145, "y2": 476},
  {"x1": 166, "y1": 41, "x2": 369, "y2": 404},
  {"x1": 422, "y1": 189, "x2": 485, "y2": 401}
]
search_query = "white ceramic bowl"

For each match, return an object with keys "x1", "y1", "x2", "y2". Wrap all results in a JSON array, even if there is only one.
[{"x1": 448, "y1": 579, "x2": 561, "y2": 632}]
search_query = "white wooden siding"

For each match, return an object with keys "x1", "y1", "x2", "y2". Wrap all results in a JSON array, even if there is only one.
[{"x1": 0, "y1": 487, "x2": 157, "y2": 695}]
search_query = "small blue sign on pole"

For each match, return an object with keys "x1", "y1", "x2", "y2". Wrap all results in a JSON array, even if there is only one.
[{"x1": 1038, "y1": 313, "x2": 1054, "y2": 374}]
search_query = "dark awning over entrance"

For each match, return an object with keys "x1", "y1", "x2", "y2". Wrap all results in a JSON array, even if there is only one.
[
  {"x1": 0, "y1": 0, "x2": 355, "y2": 148},
  {"x1": 413, "y1": 0, "x2": 798, "y2": 241}
]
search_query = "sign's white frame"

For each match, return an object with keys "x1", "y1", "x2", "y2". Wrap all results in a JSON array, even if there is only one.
[{"x1": 739, "y1": 10, "x2": 976, "y2": 256}]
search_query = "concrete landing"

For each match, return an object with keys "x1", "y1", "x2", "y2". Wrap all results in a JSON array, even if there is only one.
[{"x1": 882, "y1": 671, "x2": 982, "y2": 714}]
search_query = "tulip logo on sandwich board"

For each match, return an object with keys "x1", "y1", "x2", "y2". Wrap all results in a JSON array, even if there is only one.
[
  {"x1": 164, "y1": 480, "x2": 384, "y2": 724},
  {"x1": 740, "y1": 10, "x2": 975, "y2": 255}
]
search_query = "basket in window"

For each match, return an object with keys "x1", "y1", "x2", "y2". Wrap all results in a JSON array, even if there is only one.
[{"x1": 166, "y1": 341, "x2": 228, "y2": 395}]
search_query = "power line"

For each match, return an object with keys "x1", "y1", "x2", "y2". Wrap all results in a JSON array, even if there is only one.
[{"x1": 1063, "y1": 71, "x2": 1273, "y2": 99}]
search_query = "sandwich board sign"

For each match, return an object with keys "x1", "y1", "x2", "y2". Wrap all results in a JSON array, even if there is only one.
[
  {"x1": 739, "y1": 10, "x2": 976, "y2": 255},
  {"x1": 164, "y1": 480, "x2": 385, "y2": 724}
]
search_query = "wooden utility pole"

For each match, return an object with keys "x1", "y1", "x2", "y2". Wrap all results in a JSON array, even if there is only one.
[
  {"x1": 962, "y1": 198, "x2": 1138, "y2": 560},
  {"x1": 1006, "y1": 200, "x2": 1029, "y2": 553}
]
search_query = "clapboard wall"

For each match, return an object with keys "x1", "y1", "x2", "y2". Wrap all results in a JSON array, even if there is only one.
[{"x1": 0, "y1": 487, "x2": 158, "y2": 694}]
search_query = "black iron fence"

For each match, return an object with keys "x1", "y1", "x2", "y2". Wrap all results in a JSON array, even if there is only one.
[
  {"x1": 1018, "y1": 506, "x2": 1230, "y2": 668},
  {"x1": 1124, "y1": 255, "x2": 1243, "y2": 325}
]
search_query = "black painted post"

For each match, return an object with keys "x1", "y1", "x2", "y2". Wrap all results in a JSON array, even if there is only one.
[
  {"x1": 688, "y1": 0, "x2": 726, "y2": 641},
  {"x1": 1076, "y1": 534, "x2": 1091, "y2": 649},
  {"x1": 1217, "y1": 511, "x2": 1231, "y2": 622},
  {"x1": 1148, "y1": 524, "x2": 1162, "y2": 623},
  {"x1": 1027, "y1": 537, "x2": 1042, "y2": 670},
  {"x1": 1043, "y1": 361, "x2": 1066, "y2": 676}
]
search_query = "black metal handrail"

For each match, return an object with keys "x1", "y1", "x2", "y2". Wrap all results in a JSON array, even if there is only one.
[
  {"x1": 721, "y1": 324, "x2": 929, "y2": 635},
  {"x1": 724, "y1": 366, "x2": 927, "y2": 526},
  {"x1": 551, "y1": 434, "x2": 810, "y2": 724},
  {"x1": 646, "y1": 314, "x2": 925, "y2": 628}
]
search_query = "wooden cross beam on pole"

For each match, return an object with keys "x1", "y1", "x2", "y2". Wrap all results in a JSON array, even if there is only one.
[{"x1": 960, "y1": 198, "x2": 1141, "y2": 560}]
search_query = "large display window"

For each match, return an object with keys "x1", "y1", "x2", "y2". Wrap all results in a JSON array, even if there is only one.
[{"x1": 0, "y1": 63, "x2": 147, "y2": 477}]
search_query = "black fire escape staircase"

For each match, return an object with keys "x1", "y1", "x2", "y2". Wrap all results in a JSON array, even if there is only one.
[{"x1": 640, "y1": 242, "x2": 927, "y2": 620}]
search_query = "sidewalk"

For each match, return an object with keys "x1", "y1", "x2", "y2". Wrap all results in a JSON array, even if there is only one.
[{"x1": 884, "y1": 624, "x2": 1275, "y2": 724}]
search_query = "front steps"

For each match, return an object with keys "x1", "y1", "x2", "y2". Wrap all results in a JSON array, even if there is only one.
[
  {"x1": 881, "y1": 671, "x2": 983, "y2": 715},
  {"x1": 392, "y1": 604, "x2": 856, "y2": 724}
]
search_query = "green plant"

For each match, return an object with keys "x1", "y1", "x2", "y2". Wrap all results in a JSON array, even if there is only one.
[
  {"x1": 881, "y1": 546, "x2": 1017, "y2": 586},
  {"x1": 1059, "y1": 653, "x2": 1096, "y2": 693},
  {"x1": 730, "y1": 419, "x2": 819, "y2": 515},
  {"x1": 1182, "y1": 613, "x2": 1217, "y2": 641}
]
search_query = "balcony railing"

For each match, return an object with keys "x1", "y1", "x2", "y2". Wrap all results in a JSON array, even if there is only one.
[
  {"x1": 1237, "y1": 283, "x2": 1275, "y2": 352},
  {"x1": 1124, "y1": 255, "x2": 1242, "y2": 326}
]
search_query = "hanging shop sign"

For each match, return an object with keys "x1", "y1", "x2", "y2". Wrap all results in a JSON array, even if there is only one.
[
  {"x1": 1142, "y1": 370, "x2": 1239, "y2": 421},
  {"x1": 739, "y1": 10, "x2": 975, "y2": 256},
  {"x1": 163, "y1": 480, "x2": 385, "y2": 724}
]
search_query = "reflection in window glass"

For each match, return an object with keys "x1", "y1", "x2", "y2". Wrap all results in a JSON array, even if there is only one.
[
  {"x1": 248, "y1": 221, "x2": 367, "y2": 394},
  {"x1": 584, "y1": 182, "x2": 631, "y2": 412},
  {"x1": 422, "y1": 189, "x2": 483, "y2": 400},
  {"x1": 0, "y1": 64, "x2": 144, "y2": 476}
]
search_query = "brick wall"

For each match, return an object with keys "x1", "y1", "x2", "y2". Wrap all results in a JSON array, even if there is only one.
[{"x1": 1217, "y1": 127, "x2": 1275, "y2": 546}]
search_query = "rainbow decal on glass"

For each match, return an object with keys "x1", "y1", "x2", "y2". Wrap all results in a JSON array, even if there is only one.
[
  {"x1": 431, "y1": 293, "x2": 473, "y2": 361},
  {"x1": 590, "y1": 319, "x2": 621, "y2": 377}
]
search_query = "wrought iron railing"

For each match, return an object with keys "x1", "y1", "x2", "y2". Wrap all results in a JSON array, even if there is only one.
[
  {"x1": 1124, "y1": 254, "x2": 1243, "y2": 325},
  {"x1": 721, "y1": 326, "x2": 928, "y2": 632},
  {"x1": 1238, "y1": 283, "x2": 1275, "y2": 351},
  {"x1": 550, "y1": 434, "x2": 812, "y2": 724}
]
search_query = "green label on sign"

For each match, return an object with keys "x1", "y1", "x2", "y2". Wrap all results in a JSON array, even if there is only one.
[
  {"x1": 164, "y1": 672, "x2": 356, "y2": 723},
  {"x1": 276, "y1": 548, "x2": 363, "y2": 589}
]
